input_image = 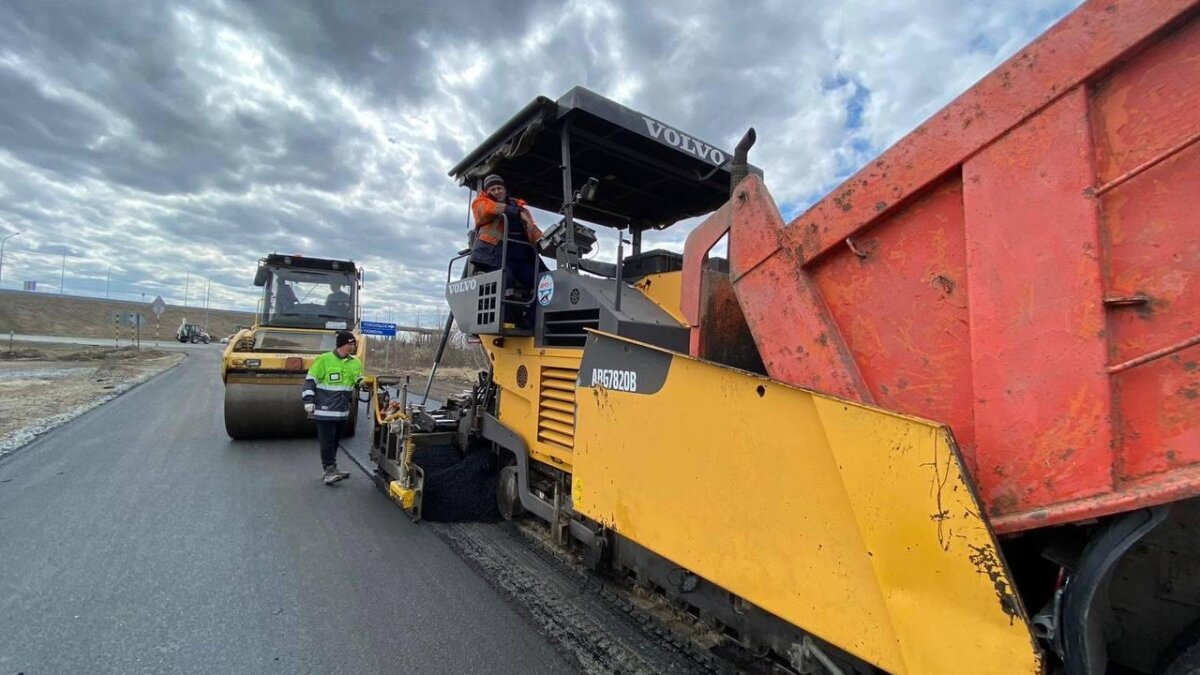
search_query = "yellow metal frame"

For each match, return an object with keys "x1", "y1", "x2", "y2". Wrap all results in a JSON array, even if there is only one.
[
  {"x1": 572, "y1": 330, "x2": 1042, "y2": 675},
  {"x1": 220, "y1": 327, "x2": 367, "y2": 382},
  {"x1": 388, "y1": 480, "x2": 418, "y2": 510},
  {"x1": 486, "y1": 337, "x2": 584, "y2": 473},
  {"x1": 631, "y1": 271, "x2": 686, "y2": 324}
]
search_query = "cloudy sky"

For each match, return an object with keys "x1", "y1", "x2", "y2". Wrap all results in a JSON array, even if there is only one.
[{"x1": 0, "y1": 0, "x2": 1082, "y2": 325}]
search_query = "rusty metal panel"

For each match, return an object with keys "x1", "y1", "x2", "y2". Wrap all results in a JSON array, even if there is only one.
[
  {"x1": 811, "y1": 177, "x2": 978, "y2": 472},
  {"x1": 1100, "y1": 146, "x2": 1200, "y2": 366},
  {"x1": 1090, "y1": 15, "x2": 1200, "y2": 187},
  {"x1": 962, "y1": 88, "x2": 1114, "y2": 515},
  {"x1": 1090, "y1": 19, "x2": 1200, "y2": 488},
  {"x1": 728, "y1": 177, "x2": 873, "y2": 402},
  {"x1": 1115, "y1": 347, "x2": 1200, "y2": 480},
  {"x1": 1102, "y1": 147, "x2": 1200, "y2": 482}
]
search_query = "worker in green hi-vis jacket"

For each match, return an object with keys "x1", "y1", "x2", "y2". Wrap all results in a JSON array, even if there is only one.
[{"x1": 301, "y1": 330, "x2": 363, "y2": 485}]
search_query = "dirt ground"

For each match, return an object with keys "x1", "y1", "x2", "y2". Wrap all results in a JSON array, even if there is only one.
[
  {"x1": 0, "y1": 341, "x2": 185, "y2": 457},
  {"x1": 372, "y1": 365, "x2": 480, "y2": 404}
]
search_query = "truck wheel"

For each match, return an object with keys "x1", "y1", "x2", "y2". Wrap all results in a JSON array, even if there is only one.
[
  {"x1": 1162, "y1": 625, "x2": 1200, "y2": 675},
  {"x1": 1163, "y1": 643, "x2": 1200, "y2": 675}
]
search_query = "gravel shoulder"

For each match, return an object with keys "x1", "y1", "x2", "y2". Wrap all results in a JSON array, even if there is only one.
[
  {"x1": 0, "y1": 341, "x2": 185, "y2": 458},
  {"x1": 373, "y1": 365, "x2": 479, "y2": 404}
]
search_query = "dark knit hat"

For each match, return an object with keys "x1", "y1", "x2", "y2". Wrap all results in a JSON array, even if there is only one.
[
  {"x1": 483, "y1": 174, "x2": 505, "y2": 190},
  {"x1": 336, "y1": 330, "x2": 357, "y2": 348}
]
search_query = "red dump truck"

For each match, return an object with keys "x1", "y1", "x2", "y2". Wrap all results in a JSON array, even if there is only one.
[{"x1": 679, "y1": 0, "x2": 1198, "y2": 672}]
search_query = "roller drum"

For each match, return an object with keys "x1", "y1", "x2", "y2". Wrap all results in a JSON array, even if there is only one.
[{"x1": 224, "y1": 380, "x2": 315, "y2": 439}]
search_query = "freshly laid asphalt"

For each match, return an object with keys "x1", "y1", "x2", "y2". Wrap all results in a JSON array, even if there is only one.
[{"x1": 0, "y1": 347, "x2": 571, "y2": 674}]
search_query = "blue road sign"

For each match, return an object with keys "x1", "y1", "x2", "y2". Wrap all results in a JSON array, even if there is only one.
[{"x1": 360, "y1": 321, "x2": 397, "y2": 337}]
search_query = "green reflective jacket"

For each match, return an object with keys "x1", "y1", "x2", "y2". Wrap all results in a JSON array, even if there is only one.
[{"x1": 302, "y1": 351, "x2": 363, "y2": 420}]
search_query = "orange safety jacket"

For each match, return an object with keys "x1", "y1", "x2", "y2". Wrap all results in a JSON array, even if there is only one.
[{"x1": 471, "y1": 192, "x2": 542, "y2": 246}]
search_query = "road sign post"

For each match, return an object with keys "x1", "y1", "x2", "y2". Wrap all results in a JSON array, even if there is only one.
[
  {"x1": 361, "y1": 322, "x2": 398, "y2": 375},
  {"x1": 150, "y1": 296, "x2": 166, "y2": 347},
  {"x1": 123, "y1": 312, "x2": 145, "y2": 349},
  {"x1": 360, "y1": 321, "x2": 397, "y2": 337}
]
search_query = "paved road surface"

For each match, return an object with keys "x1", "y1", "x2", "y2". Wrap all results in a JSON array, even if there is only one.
[{"x1": 0, "y1": 348, "x2": 570, "y2": 674}]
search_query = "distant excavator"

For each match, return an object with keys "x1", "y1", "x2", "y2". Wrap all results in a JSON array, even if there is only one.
[
  {"x1": 221, "y1": 253, "x2": 365, "y2": 439},
  {"x1": 176, "y1": 320, "x2": 210, "y2": 344}
]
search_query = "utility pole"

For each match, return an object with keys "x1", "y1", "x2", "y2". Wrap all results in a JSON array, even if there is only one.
[
  {"x1": 204, "y1": 278, "x2": 211, "y2": 331},
  {"x1": 59, "y1": 249, "x2": 66, "y2": 294},
  {"x1": 184, "y1": 272, "x2": 190, "y2": 308},
  {"x1": 0, "y1": 231, "x2": 19, "y2": 290},
  {"x1": 105, "y1": 265, "x2": 111, "y2": 299}
]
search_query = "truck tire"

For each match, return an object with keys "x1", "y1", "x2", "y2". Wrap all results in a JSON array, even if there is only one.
[
  {"x1": 1163, "y1": 643, "x2": 1200, "y2": 675},
  {"x1": 1162, "y1": 623, "x2": 1200, "y2": 675}
]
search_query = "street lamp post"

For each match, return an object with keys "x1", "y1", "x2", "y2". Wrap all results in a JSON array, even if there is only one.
[{"x1": 0, "y1": 231, "x2": 19, "y2": 290}]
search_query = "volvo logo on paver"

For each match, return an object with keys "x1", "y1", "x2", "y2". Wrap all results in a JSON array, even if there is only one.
[
  {"x1": 448, "y1": 278, "x2": 477, "y2": 294},
  {"x1": 642, "y1": 117, "x2": 727, "y2": 165},
  {"x1": 590, "y1": 368, "x2": 637, "y2": 393}
]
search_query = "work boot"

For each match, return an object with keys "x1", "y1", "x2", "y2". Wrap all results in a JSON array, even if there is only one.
[{"x1": 323, "y1": 465, "x2": 350, "y2": 485}]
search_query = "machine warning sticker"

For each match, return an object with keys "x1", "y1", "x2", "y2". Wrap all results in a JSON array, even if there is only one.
[{"x1": 537, "y1": 274, "x2": 555, "y2": 306}]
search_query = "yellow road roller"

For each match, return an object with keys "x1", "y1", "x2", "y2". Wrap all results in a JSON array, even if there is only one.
[{"x1": 222, "y1": 253, "x2": 365, "y2": 439}]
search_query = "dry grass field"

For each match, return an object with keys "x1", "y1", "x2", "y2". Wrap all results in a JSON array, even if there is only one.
[{"x1": 0, "y1": 289, "x2": 255, "y2": 341}]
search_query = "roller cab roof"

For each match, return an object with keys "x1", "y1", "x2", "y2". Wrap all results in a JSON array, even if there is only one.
[{"x1": 448, "y1": 86, "x2": 760, "y2": 231}]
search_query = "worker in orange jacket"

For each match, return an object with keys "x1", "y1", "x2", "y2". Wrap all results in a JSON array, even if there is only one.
[{"x1": 469, "y1": 174, "x2": 544, "y2": 305}]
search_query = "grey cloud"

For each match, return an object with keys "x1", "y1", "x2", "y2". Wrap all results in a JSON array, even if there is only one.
[
  {"x1": 1, "y1": 2, "x2": 379, "y2": 196},
  {"x1": 231, "y1": 0, "x2": 557, "y2": 105},
  {"x1": 0, "y1": 0, "x2": 1083, "y2": 321}
]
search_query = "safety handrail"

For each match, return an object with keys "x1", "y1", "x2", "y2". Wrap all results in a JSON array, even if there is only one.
[
  {"x1": 498, "y1": 214, "x2": 538, "y2": 308},
  {"x1": 451, "y1": 214, "x2": 538, "y2": 309},
  {"x1": 446, "y1": 249, "x2": 471, "y2": 285}
]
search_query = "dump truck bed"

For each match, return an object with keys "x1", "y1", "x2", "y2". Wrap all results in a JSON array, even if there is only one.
[{"x1": 687, "y1": 0, "x2": 1200, "y2": 533}]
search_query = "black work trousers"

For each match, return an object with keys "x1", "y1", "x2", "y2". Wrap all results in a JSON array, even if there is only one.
[{"x1": 315, "y1": 420, "x2": 345, "y2": 469}]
